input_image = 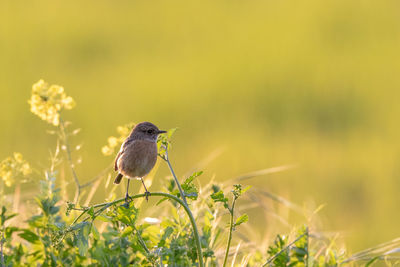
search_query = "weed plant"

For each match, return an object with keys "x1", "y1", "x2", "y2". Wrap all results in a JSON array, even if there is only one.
[{"x1": 0, "y1": 80, "x2": 399, "y2": 266}]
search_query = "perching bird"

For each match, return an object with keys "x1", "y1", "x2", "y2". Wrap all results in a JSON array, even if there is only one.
[{"x1": 114, "y1": 122, "x2": 166, "y2": 202}]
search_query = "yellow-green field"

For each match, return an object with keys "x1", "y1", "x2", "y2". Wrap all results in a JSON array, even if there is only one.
[{"x1": 1, "y1": 0, "x2": 400, "y2": 254}]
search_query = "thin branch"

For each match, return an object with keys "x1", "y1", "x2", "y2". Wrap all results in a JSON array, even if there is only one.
[{"x1": 162, "y1": 147, "x2": 188, "y2": 206}]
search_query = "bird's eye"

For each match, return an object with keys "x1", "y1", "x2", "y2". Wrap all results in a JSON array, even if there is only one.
[{"x1": 147, "y1": 129, "x2": 154, "y2": 134}]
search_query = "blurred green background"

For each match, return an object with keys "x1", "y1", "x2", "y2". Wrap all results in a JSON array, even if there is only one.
[{"x1": 1, "y1": 0, "x2": 400, "y2": 253}]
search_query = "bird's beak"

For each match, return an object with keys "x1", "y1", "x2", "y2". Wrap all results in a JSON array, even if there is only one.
[{"x1": 158, "y1": 130, "x2": 167, "y2": 134}]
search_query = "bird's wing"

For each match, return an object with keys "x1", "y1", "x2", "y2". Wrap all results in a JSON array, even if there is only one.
[{"x1": 114, "y1": 138, "x2": 134, "y2": 171}]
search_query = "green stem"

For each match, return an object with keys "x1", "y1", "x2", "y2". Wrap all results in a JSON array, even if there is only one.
[
  {"x1": 1, "y1": 230, "x2": 5, "y2": 267},
  {"x1": 306, "y1": 227, "x2": 309, "y2": 267},
  {"x1": 163, "y1": 149, "x2": 188, "y2": 206},
  {"x1": 132, "y1": 225, "x2": 150, "y2": 255},
  {"x1": 223, "y1": 198, "x2": 236, "y2": 267},
  {"x1": 71, "y1": 192, "x2": 204, "y2": 267}
]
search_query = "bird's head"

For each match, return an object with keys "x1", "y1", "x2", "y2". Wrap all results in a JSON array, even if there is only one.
[{"x1": 131, "y1": 122, "x2": 166, "y2": 142}]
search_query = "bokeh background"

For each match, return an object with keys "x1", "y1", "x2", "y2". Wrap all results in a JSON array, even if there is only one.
[{"x1": 1, "y1": 0, "x2": 400, "y2": 253}]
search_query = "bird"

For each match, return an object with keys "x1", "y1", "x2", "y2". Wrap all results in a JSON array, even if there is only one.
[{"x1": 114, "y1": 122, "x2": 166, "y2": 203}]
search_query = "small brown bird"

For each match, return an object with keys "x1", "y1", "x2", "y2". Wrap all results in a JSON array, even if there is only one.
[{"x1": 114, "y1": 122, "x2": 166, "y2": 202}]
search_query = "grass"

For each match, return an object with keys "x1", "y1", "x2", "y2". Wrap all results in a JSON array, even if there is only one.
[{"x1": 0, "y1": 82, "x2": 399, "y2": 266}]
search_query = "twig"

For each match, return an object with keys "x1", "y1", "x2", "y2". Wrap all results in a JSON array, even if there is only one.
[
  {"x1": 262, "y1": 233, "x2": 307, "y2": 267},
  {"x1": 162, "y1": 147, "x2": 188, "y2": 206},
  {"x1": 59, "y1": 118, "x2": 81, "y2": 204}
]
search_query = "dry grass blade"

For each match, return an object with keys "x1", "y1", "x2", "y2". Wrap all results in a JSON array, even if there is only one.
[
  {"x1": 184, "y1": 147, "x2": 224, "y2": 177},
  {"x1": 81, "y1": 163, "x2": 113, "y2": 188},
  {"x1": 253, "y1": 188, "x2": 303, "y2": 214},
  {"x1": 233, "y1": 164, "x2": 298, "y2": 182},
  {"x1": 246, "y1": 192, "x2": 291, "y2": 227},
  {"x1": 83, "y1": 178, "x2": 102, "y2": 206},
  {"x1": 231, "y1": 241, "x2": 241, "y2": 267},
  {"x1": 343, "y1": 237, "x2": 400, "y2": 263}
]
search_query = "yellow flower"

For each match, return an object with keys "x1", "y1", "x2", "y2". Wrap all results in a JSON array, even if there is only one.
[
  {"x1": 28, "y1": 79, "x2": 76, "y2": 126},
  {"x1": 0, "y1": 153, "x2": 32, "y2": 187},
  {"x1": 101, "y1": 123, "x2": 135, "y2": 156}
]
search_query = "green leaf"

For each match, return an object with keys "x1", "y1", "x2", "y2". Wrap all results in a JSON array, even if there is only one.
[
  {"x1": 92, "y1": 224, "x2": 100, "y2": 240},
  {"x1": 210, "y1": 190, "x2": 228, "y2": 209},
  {"x1": 121, "y1": 226, "x2": 133, "y2": 237},
  {"x1": 5, "y1": 226, "x2": 19, "y2": 239},
  {"x1": 116, "y1": 203, "x2": 139, "y2": 226},
  {"x1": 235, "y1": 214, "x2": 249, "y2": 227},
  {"x1": 27, "y1": 215, "x2": 45, "y2": 228},
  {"x1": 157, "y1": 127, "x2": 178, "y2": 158},
  {"x1": 74, "y1": 222, "x2": 91, "y2": 256},
  {"x1": 158, "y1": 226, "x2": 174, "y2": 247},
  {"x1": 97, "y1": 214, "x2": 112, "y2": 222},
  {"x1": 183, "y1": 171, "x2": 203, "y2": 186},
  {"x1": 18, "y1": 230, "x2": 40, "y2": 244},
  {"x1": 0, "y1": 206, "x2": 17, "y2": 226},
  {"x1": 180, "y1": 171, "x2": 203, "y2": 201},
  {"x1": 156, "y1": 197, "x2": 169, "y2": 206},
  {"x1": 87, "y1": 206, "x2": 95, "y2": 217}
]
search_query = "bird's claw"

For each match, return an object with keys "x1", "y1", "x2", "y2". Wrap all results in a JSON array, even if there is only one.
[{"x1": 124, "y1": 194, "x2": 133, "y2": 205}]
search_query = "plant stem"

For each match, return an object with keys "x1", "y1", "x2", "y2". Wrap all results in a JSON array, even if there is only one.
[
  {"x1": 306, "y1": 227, "x2": 309, "y2": 267},
  {"x1": 162, "y1": 148, "x2": 188, "y2": 206},
  {"x1": 223, "y1": 198, "x2": 236, "y2": 267},
  {"x1": 59, "y1": 118, "x2": 81, "y2": 204},
  {"x1": 1, "y1": 231, "x2": 5, "y2": 267},
  {"x1": 71, "y1": 192, "x2": 204, "y2": 267}
]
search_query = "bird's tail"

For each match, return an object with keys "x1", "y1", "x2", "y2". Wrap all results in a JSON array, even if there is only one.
[{"x1": 114, "y1": 173, "x2": 123, "y2": 184}]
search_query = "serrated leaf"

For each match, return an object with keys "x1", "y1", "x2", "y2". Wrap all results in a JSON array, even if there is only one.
[{"x1": 210, "y1": 191, "x2": 228, "y2": 205}]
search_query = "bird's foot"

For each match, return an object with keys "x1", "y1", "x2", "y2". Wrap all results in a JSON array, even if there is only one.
[
  {"x1": 144, "y1": 191, "x2": 151, "y2": 202},
  {"x1": 124, "y1": 193, "x2": 133, "y2": 206}
]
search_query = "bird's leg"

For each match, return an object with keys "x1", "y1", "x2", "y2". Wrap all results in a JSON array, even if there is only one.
[
  {"x1": 125, "y1": 179, "x2": 131, "y2": 204},
  {"x1": 141, "y1": 178, "x2": 150, "y2": 201}
]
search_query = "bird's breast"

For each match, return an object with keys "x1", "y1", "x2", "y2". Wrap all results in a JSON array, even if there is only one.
[{"x1": 118, "y1": 140, "x2": 158, "y2": 178}]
